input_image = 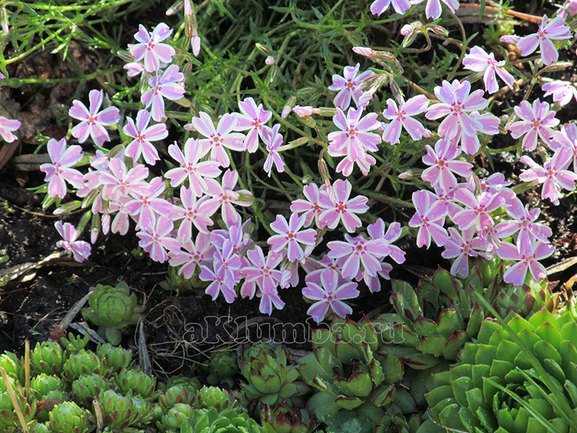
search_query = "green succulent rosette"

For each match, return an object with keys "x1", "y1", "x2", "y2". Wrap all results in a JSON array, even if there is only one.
[
  {"x1": 241, "y1": 343, "x2": 308, "y2": 406},
  {"x1": 190, "y1": 407, "x2": 263, "y2": 433},
  {"x1": 207, "y1": 350, "x2": 239, "y2": 386},
  {"x1": 47, "y1": 401, "x2": 91, "y2": 433},
  {"x1": 63, "y1": 350, "x2": 101, "y2": 380},
  {"x1": 198, "y1": 386, "x2": 231, "y2": 411},
  {"x1": 72, "y1": 374, "x2": 108, "y2": 404},
  {"x1": 116, "y1": 368, "x2": 156, "y2": 398},
  {"x1": 82, "y1": 282, "x2": 143, "y2": 345},
  {"x1": 97, "y1": 343, "x2": 132, "y2": 371},
  {"x1": 31, "y1": 342, "x2": 64, "y2": 376},
  {"x1": 427, "y1": 307, "x2": 577, "y2": 433}
]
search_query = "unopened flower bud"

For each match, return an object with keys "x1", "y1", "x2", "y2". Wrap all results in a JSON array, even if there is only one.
[
  {"x1": 255, "y1": 43, "x2": 271, "y2": 56},
  {"x1": 429, "y1": 25, "x2": 448, "y2": 37},
  {"x1": 281, "y1": 96, "x2": 296, "y2": 119},
  {"x1": 184, "y1": 0, "x2": 193, "y2": 16},
  {"x1": 54, "y1": 201, "x2": 82, "y2": 216},
  {"x1": 191, "y1": 35, "x2": 201, "y2": 56},
  {"x1": 265, "y1": 56, "x2": 275, "y2": 65},
  {"x1": 398, "y1": 170, "x2": 416, "y2": 180},
  {"x1": 352, "y1": 46, "x2": 376, "y2": 59},
  {"x1": 400, "y1": 24, "x2": 413, "y2": 37},
  {"x1": 500, "y1": 35, "x2": 520, "y2": 44},
  {"x1": 292, "y1": 106, "x2": 319, "y2": 118},
  {"x1": 567, "y1": 0, "x2": 577, "y2": 16}
]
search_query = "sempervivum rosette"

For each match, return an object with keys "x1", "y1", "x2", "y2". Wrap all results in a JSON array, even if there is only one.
[{"x1": 426, "y1": 307, "x2": 577, "y2": 433}]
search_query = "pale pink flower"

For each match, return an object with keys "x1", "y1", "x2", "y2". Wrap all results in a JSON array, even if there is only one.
[
  {"x1": 319, "y1": 179, "x2": 369, "y2": 233},
  {"x1": 109, "y1": 198, "x2": 131, "y2": 236},
  {"x1": 495, "y1": 197, "x2": 552, "y2": 250},
  {"x1": 520, "y1": 151, "x2": 577, "y2": 205},
  {"x1": 189, "y1": 112, "x2": 245, "y2": 167},
  {"x1": 441, "y1": 227, "x2": 489, "y2": 277},
  {"x1": 509, "y1": 100, "x2": 559, "y2": 151},
  {"x1": 124, "y1": 62, "x2": 144, "y2": 78},
  {"x1": 204, "y1": 170, "x2": 253, "y2": 227},
  {"x1": 234, "y1": 97, "x2": 272, "y2": 152},
  {"x1": 517, "y1": 15, "x2": 572, "y2": 65},
  {"x1": 452, "y1": 188, "x2": 503, "y2": 231},
  {"x1": 382, "y1": 95, "x2": 430, "y2": 144},
  {"x1": 496, "y1": 240, "x2": 554, "y2": 286},
  {"x1": 126, "y1": 177, "x2": 175, "y2": 230},
  {"x1": 262, "y1": 124, "x2": 285, "y2": 176},
  {"x1": 567, "y1": 0, "x2": 577, "y2": 16},
  {"x1": 422, "y1": 138, "x2": 473, "y2": 191},
  {"x1": 169, "y1": 232, "x2": 213, "y2": 279},
  {"x1": 141, "y1": 64, "x2": 185, "y2": 122},
  {"x1": 370, "y1": 0, "x2": 411, "y2": 15},
  {"x1": 69, "y1": 90, "x2": 119, "y2": 145},
  {"x1": 426, "y1": 79, "x2": 498, "y2": 154},
  {"x1": 550, "y1": 123, "x2": 577, "y2": 170},
  {"x1": 55, "y1": 221, "x2": 91, "y2": 263},
  {"x1": 267, "y1": 214, "x2": 317, "y2": 262},
  {"x1": 328, "y1": 108, "x2": 381, "y2": 175},
  {"x1": 128, "y1": 23, "x2": 175, "y2": 72},
  {"x1": 0, "y1": 116, "x2": 21, "y2": 142},
  {"x1": 302, "y1": 269, "x2": 359, "y2": 323},
  {"x1": 418, "y1": 0, "x2": 460, "y2": 20},
  {"x1": 367, "y1": 219, "x2": 406, "y2": 264},
  {"x1": 172, "y1": 187, "x2": 219, "y2": 239},
  {"x1": 328, "y1": 64, "x2": 374, "y2": 109},
  {"x1": 99, "y1": 158, "x2": 149, "y2": 202},
  {"x1": 165, "y1": 139, "x2": 221, "y2": 193},
  {"x1": 463, "y1": 46, "x2": 515, "y2": 94},
  {"x1": 408, "y1": 190, "x2": 448, "y2": 248},
  {"x1": 241, "y1": 246, "x2": 285, "y2": 315},
  {"x1": 327, "y1": 234, "x2": 390, "y2": 280},
  {"x1": 137, "y1": 216, "x2": 180, "y2": 263},
  {"x1": 200, "y1": 240, "x2": 242, "y2": 303},
  {"x1": 124, "y1": 110, "x2": 168, "y2": 165},
  {"x1": 542, "y1": 81, "x2": 577, "y2": 107},
  {"x1": 290, "y1": 183, "x2": 328, "y2": 228},
  {"x1": 40, "y1": 138, "x2": 84, "y2": 199}
]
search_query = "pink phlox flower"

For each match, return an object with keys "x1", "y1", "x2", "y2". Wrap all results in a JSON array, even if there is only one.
[
  {"x1": 367, "y1": 219, "x2": 406, "y2": 264},
  {"x1": 290, "y1": 183, "x2": 329, "y2": 228},
  {"x1": 141, "y1": 64, "x2": 185, "y2": 122},
  {"x1": 409, "y1": 190, "x2": 448, "y2": 248},
  {"x1": 432, "y1": 183, "x2": 463, "y2": 220},
  {"x1": 279, "y1": 261, "x2": 300, "y2": 289},
  {"x1": 262, "y1": 124, "x2": 285, "y2": 176},
  {"x1": 169, "y1": 232, "x2": 213, "y2": 279},
  {"x1": 234, "y1": 97, "x2": 272, "y2": 152},
  {"x1": 328, "y1": 64, "x2": 374, "y2": 109},
  {"x1": 520, "y1": 150, "x2": 577, "y2": 205},
  {"x1": 69, "y1": 89, "x2": 119, "y2": 146},
  {"x1": 40, "y1": 138, "x2": 84, "y2": 199},
  {"x1": 200, "y1": 239, "x2": 242, "y2": 303},
  {"x1": 549, "y1": 123, "x2": 577, "y2": 170},
  {"x1": 190, "y1": 112, "x2": 245, "y2": 167},
  {"x1": 126, "y1": 176, "x2": 175, "y2": 230},
  {"x1": 136, "y1": 216, "x2": 180, "y2": 263},
  {"x1": 267, "y1": 213, "x2": 317, "y2": 262},
  {"x1": 240, "y1": 246, "x2": 285, "y2": 315},
  {"x1": 302, "y1": 269, "x2": 359, "y2": 324},
  {"x1": 509, "y1": 100, "x2": 559, "y2": 151},
  {"x1": 204, "y1": 170, "x2": 253, "y2": 227},
  {"x1": 463, "y1": 46, "x2": 515, "y2": 94},
  {"x1": 476, "y1": 173, "x2": 512, "y2": 195},
  {"x1": 496, "y1": 239, "x2": 554, "y2": 286},
  {"x1": 452, "y1": 187, "x2": 503, "y2": 231},
  {"x1": 165, "y1": 138, "x2": 221, "y2": 192},
  {"x1": 319, "y1": 179, "x2": 369, "y2": 233},
  {"x1": 0, "y1": 116, "x2": 21, "y2": 143},
  {"x1": 212, "y1": 221, "x2": 253, "y2": 255},
  {"x1": 542, "y1": 81, "x2": 577, "y2": 107},
  {"x1": 327, "y1": 233, "x2": 390, "y2": 280},
  {"x1": 417, "y1": 0, "x2": 460, "y2": 20},
  {"x1": 495, "y1": 197, "x2": 552, "y2": 250},
  {"x1": 124, "y1": 109, "x2": 168, "y2": 166},
  {"x1": 328, "y1": 108, "x2": 381, "y2": 176},
  {"x1": 422, "y1": 138, "x2": 473, "y2": 190},
  {"x1": 426, "y1": 79, "x2": 498, "y2": 154},
  {"x1": 55, "y1": 221, "x2": 91, "y2": 262},
  {"x1": 129, "y1": 23, "x2": 175, "y2": 72},
  {"x1": 382, "y1": 95, "x2": 430, "y2": 144},
  {"x1": 99, "y1": 157, "x2": 149, "y2": 202},
  {"x1": 370, "y1": 0, "x2": 411, "y2": 15},
  {"x1": 303, "y1": 255, "x2": 343, "y2": 286},
  {"x1": 441, "y1": 227, "x2": 489, "y2": 277},
  {"x1": 517, "y1": 15, "x2": 572, "y2": 65},
  {"x1": 172, "y1": 186, "x2": 219, "y2": 239}
]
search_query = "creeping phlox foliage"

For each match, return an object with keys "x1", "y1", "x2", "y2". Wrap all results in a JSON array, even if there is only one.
[{"x1": 12, "y1": 0, "x2": 576, "y2": 323}]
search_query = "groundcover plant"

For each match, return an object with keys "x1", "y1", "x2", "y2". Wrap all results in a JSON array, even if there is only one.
[{"x1": 2, "y1": 0, "x2": 577, "y2": 432}]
